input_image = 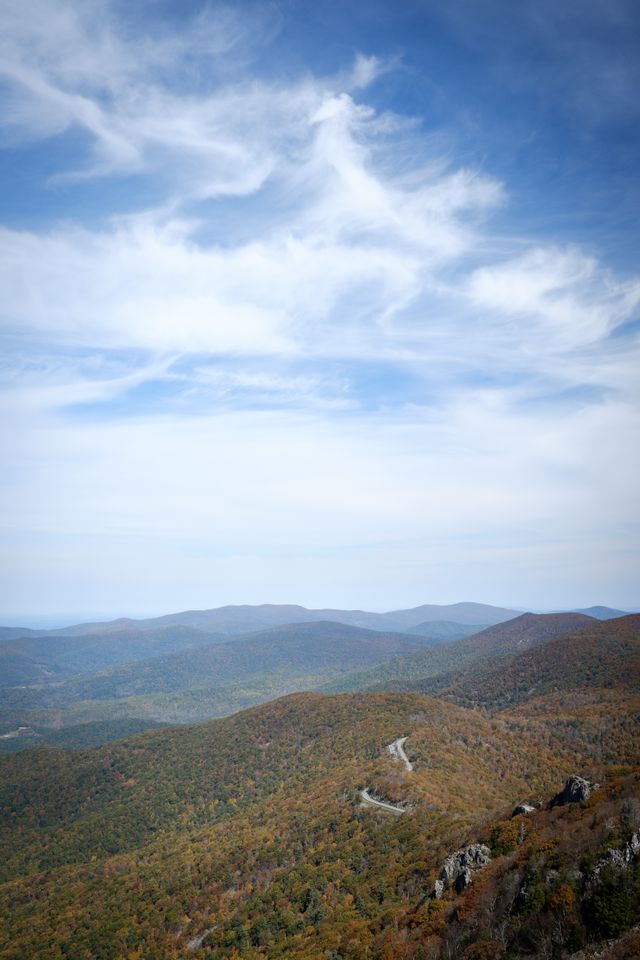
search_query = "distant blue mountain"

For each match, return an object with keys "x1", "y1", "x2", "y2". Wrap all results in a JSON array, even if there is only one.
[{"x1": 572, "y1": 605, "x2": 629, "y2": 620}]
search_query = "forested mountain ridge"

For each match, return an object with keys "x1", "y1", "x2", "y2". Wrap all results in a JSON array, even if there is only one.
[
  {"x1": 332, "y1": 615, "x2": 640, "y2": 722},
  {"x1": 2, "y1": 612, "x2": 632, "y2": 755},
  {"x1": 0, "y1": 625, "x2": 224, "y2": 686},
  {"x1": 0, "y1": 617, "x2": 638, "y2": 958},
  {"x1": 571, "y1": 605, "x2": 629, "y2": 619},
  {"x1": 0, "y1": 603, "x2": 520, "y2": 736},
  {"x1": 431, "y1": 613, "x2": 640, "y2": 709},
  {"x1": 403, "y1": 620, "x2": 488, "y2": 642},
  {"x1": 0, "y1": 622, "x2": 434, "y2": 738},
  {"x1": 323, "y1": 611, "x2": 598, "y2": 696},
  {"x1": 0, "y1": 600, "x2": 520, "y2": 641},
  {"x1": 4, "y1": 621, "x2": 431, "y2": 703},
  {"x1": 1, "y1": 683, "x2": 638, "y2": 959},
  {"x1": 0, "y1": 717, "x2": 169, "y2": 754},
  {"x1": 458, "y1": 611, "x2": 597, "y2": 653}
]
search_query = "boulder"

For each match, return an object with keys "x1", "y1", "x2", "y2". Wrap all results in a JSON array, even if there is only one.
[
  {"x1": 552, "y1": 776, "x2": 598, "y2": 806},
  {"x1": 432, "y1": 844, "x2": 491, "y2": 898},
  {"x1": 512, "y1": 803, "x2": 535, "y2": 817}
]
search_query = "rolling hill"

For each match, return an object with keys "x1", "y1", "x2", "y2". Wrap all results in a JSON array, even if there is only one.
[
  {"x1": 431, "y1": 613, "x2": 640, "y2": 710},
  {"x1": 458, "y1": 611, "x2": 597, "y2": 653},
  {"x1": 0, "y1": 607, "x2": 638, "y2": 959},
  {"x1": 1, "y1": 612, "x2": 615, "y2": 749},
  {"x1": 0, "y1": 718, "x2": 169, "y2": 754},
  {"x1": 322, "y1": 611, "x2": 597, "y2": 696},
  {"x1": 0, "y1": 600, "x2": 520, "y2": 640},
  {"x1": 0, "y1": 621, "x2": 435, "y2": 734},
  {"x1": 403, "y1": 620, "x2": 487, "y2": 642},
  {"x1": 0, "y1": 624, "x2": 224, "y2": 685},
  {"x1": 0, "y1": 602, "x2": 522, "y2": 703},
  {"x1": 572, "y1": 605, "x2": 629, "y2": 619},
  {"x1": 1, "y1": 683, "x2": 638, "y2": 960}
]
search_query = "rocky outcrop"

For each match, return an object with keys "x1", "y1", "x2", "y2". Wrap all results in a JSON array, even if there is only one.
[
  {"x1": 552, "y1": 776, "x2": 598, "y2": 806},
  {"x1": 432, "y1": 844, "x2": 491, "y2": 898},
  {"x1": 512, "y1": 802, "x2": 535, "y2": 817},
  {"x1": 589, "y1": 830, "x2": 640, "y2": 885}
]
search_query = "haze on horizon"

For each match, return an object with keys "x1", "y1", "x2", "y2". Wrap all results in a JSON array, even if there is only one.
[{"x1": 1, "y1": 0, "x2": 639, "y2": 621}]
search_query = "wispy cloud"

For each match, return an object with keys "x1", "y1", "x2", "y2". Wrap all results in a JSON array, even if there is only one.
[
  {"x1": 0, "y1": 0, "x2": 638, "y2": 615},
  {"x1": 0, "y1": 42, "x2": 506, "y2": 364},
  {"x1": 467, "y1": 247, "x2": 640, "y2": 351}
]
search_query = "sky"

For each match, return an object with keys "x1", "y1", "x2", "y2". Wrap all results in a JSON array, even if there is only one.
[{"x1": 0, "y1": 0, "x2": 639, "y2": 623}]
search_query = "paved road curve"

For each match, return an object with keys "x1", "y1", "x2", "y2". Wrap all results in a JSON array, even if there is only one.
[
  {"x1": 186, "y1": 926, "x2": 217, "y2": 952},
  {"x1": 359, "y1": 788, "x2": 406, "y2": 815},
  {"x1": 387, "y1": 736, "x2": 413, "y2": 771}
]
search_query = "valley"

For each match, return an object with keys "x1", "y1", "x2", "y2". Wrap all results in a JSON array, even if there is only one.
[
  {"x1": 0, "y1": 602, "x2": 525, "y2": 749},
  {"x1": 0, "y1": 603, "x2": 638, "y2": 959},
  {"x1": 1, "y1": 604, "x2": 629, "y2": 752}
]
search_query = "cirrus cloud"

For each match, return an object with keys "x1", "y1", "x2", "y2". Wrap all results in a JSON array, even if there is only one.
[{"x1": 0, "y1": 0, "x2": 638, "y2": 617}]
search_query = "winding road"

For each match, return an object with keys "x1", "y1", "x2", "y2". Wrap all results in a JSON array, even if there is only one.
[
  {"x1": 387, "y1": 736, "x2": 413, "y2": 772},
  {"x1": 186, "y1": 926, "x2": 217, "y2": 953},
  {"x1": 360, "y1": 735, "x2": 414, "y2": 814},
  {"x1": 359, "y1": 788, "x2": 406, "y2": 815}
]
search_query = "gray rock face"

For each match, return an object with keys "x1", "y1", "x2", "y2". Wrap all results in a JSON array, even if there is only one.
[
  {"x1": 590, "y1": 830, "x2": 640, "y2": 884},
  {"x1": 582, "y1": 830, "x2": 640, "y2": 897},
  {"x1": 552, "y1": 776, "x2": 598, "y2": 806},
  {"x1": 432, "y1": 843, "x2": 491, "y2": 898},
  {"x1": 432, "y1": 879, "x2": 445, "y2": 900},
  {"x1": 512, "y1": 803, "x2": 535, "y2": 817}
]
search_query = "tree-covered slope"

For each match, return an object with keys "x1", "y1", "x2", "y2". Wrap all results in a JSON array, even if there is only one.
[
  {"x1": 0, "y1": 624, "x2": 224, "y2": 683},
  {"x1": 0, "y1": 718, "x2": 169, "y2": 755},
  {"x1": 50, "y1": 622, "x2": 431, "y2": 701},
  {"x1": 0, "y1": 622, "x2": 431, "y2": 733},
  {"x1": 0, "y1": 686, "x2": 638, "y2": 960},
  {"x1": 403, "y1": 621, "x2": 487, "y2": 642},
  {"x1": 322, "y1": 612, "x2": 596, "y2": 696},
  {"x1": 419, "y1": 614, "x2": 640, "y2": 710},
  {"x1": 572, "y1": 605, "x2": 629, "y2": 619}
]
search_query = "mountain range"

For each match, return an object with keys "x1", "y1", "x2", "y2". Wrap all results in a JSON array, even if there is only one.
[
  {"x1": 0, "y1": 604, "x2": 634, "y2": 754},
  {"x1": 0, "y1": 621, "x2": 434, "y2": 732},
  {"x1": 0, "y1": 599, "x2": 523, "y2": 640},
  {"x1": 0, "y1": 602, "x2": 520, "y2": 747},
  {"x1": 322, "y1": 611, "x2": 599, "y2": 695},
  {"x1": 1, "y1": 604, "x2": 638, "y2": 959}
]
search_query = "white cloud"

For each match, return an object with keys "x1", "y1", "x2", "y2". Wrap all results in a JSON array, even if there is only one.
[
  {"x1": 0, "y1": 0, "x2": 288, "y2": 186},
  {"x1": 1, "y1": 390, "x2": 638, "y2": 613},
  {"x1": 0, "y1": 72, "x2": 504, "y2": 360},
  {"x1": 0, "y1": 1, "x2": 507, "y2": 378},
  {"x1": 0, "y1": 354, "x2": 176, "y2": 411},
  {"x1": 467, "y1": 247, "x2": 640, "y2": 350},
  {"x1": 0, "y1": 0, "x2": 639, "y2": 615},
  {"x1": 349, "y1": 53, "x2": 386, "y2": 90}
]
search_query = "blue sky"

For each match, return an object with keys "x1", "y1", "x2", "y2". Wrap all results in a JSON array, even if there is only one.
[{"x1": 0, "y1": 0, "x2": 638, "y2": 622}]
